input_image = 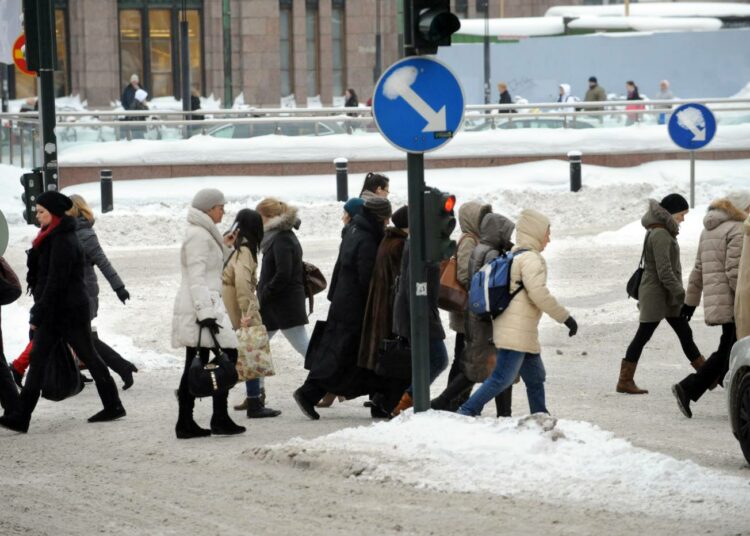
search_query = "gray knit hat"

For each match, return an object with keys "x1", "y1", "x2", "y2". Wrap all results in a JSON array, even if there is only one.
[
  {"x1": 191, "y1": 188, "x2": 226, "y2": 212},
  {"x1": 364, "y1": 196, "x2": 392, "y2": 222}
]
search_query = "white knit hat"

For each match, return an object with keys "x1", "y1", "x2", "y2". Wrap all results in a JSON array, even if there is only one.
[
  {"x1": 130, "y1": 73, "x2": 140, "y2": 83},
  {"x1": 134, "y1": 89, "x2": 148, "y2": 103},
  {"x1": 727, "y1": 191, "x2": 750, "y2": 212},
  {"x1": 191, "y1": 188, "x2": 226, "y2": 212}
]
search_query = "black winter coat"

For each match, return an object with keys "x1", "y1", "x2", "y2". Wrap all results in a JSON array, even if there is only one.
[
  {"x1": 75, "y1": 217, "x2": 124, "y2": 320},
  {"x1": 121, "y1": 85, "x2": 136, "y2": 111},
  {"x1": 257, "y1": 210, "x2": 307, "y2": 331},
  {"x1": 392, "y1": 240, "x2": 445, "y2": 341},
  {"x1": 27, "y1": 216, "x2": 90, "y2": 329},
  {"x1": 305, "y1": 211, "x2": 384, "y2": 396}
]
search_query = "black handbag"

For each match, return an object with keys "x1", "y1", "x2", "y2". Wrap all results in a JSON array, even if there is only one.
[
  {"x1": 42, "y1": 340, "x2": 84, "y2": 402},
  {"x1": 375, "y1": 337, "x2": 412, "y2": 380},
  {"x1": 188, "y1": 328, "x2": 239, "y2": 398},
  {"x1": 626, "y1": 231, "x2": 651, "y2": 300}
]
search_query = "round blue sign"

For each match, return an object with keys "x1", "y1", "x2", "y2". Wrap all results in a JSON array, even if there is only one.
[
  {"x1": 372, "y1": 56, "x2": 465, "y2": 154},
  {"x1": 667, "y1": 103, "x2": 717, "y2": 151}
]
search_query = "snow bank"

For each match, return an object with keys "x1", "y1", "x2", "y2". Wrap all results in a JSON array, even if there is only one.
[
  {"x1": 546, "y1": 2, "x2": 750, "y2": 18},
  {"x1": 256, "y1": 412, "x2": 750, "y2": 522}
]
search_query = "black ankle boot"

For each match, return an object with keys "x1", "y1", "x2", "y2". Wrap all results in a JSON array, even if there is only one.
[
  {"x1": 293, "y1": 387, "x2": 320, "y2": 420},
  {"x1": 211, "y1": 392, "x2": 246, "y2": 435},
  {"x1": 430, "y1": 395, "x2": 450, "y2": 411},
  {"x1": 120, "y1": 363, "x2": 138, "y2": 391},
  {"x1": 88, "y1": 405, "x2": 126, "y2": 423},
  {"x1": 175, "y1": 419, "x2": 211, "y2": 439},
  {"x1": 0, "y1": 412, "x2": 30, "y2": 433},
  {"x1": 246, "y1": 397, "x2": 281, "y2": 419}
]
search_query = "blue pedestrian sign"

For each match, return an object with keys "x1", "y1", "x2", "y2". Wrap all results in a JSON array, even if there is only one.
[
  {"x1": 668, "y1": 103, "x2": 717, "y2": 151},
  {"x1": 372, "y1": 57, "x2": 465, "y2": 153}
]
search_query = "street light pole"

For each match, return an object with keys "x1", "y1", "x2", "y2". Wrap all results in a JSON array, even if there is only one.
[
  {"x1": 35, "y1": 0, "x2": 58, "y2": 191},
  {"x1": 222, "y1": 0, "x2": 233, "y2": 107},
  {"x1": 483, "y1": 0, "x2": 490, "y2": 105},
  {"x1": 374, "y1": 0, "x2": 382, "y2": 82}
]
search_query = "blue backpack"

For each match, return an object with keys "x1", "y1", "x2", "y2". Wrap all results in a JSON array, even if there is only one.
[{"x1": 468, "y1": 250, "x2": 528, "y2": 319}]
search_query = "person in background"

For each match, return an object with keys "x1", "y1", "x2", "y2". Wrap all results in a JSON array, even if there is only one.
[
  {"x1": 67, "y1": 194, "x2": 137, "y2": 390},
  {"x1": 189, "y1": 89, "x2": 204, "y2": 134},
  {"x1": 497, "y1": 82, "x2": 513, "y2": 113},
  {"x1": 672, "y1": 191, "x2": 750, "y2": 417},
  {"x1": 357, "y1": 205, "x2": 410, "y2": 416},
  {"x1": 294, "y1": 197, "x2": 392, "y2": 420},
  {"x1": 625, "y1": 80, "x2": 644, "y2": 126},
  {"x1": 173, "y1": 189, "x2": 245, "y2": 439},
  {"x1": 0, "y1": 192, "x2": 125, "y2": 433},
  {"x1": 443, "y1": 201, "x2": 491, "y2": 411},
  {"x1": 557, "y1": 84, "x2": 576, "y2": 113},
  {"x1": 234, "y1": 198, "x2": 309, "y2": 412},
  {"x1": 736, "y1": 212, "x2": 750, "y2": 340},
  {"x1": 121, "y1": 73, "x2": 143, "y2": 111},
  {"x1": 655, "y1": 80, "x2": 675, "y2": 125},
  {"x1": 126, "y1": 88, "x2": 149, "y2": 140},
  {"x1": 584, "y1": 76, "x2": 607, "y2": 122},
  {"x1": 222, "y1": 209, "x2": 281, "y2": 419},
  {"x1": 0, "y1": 255, "x2": 22, "y2": 415},
  {"x1": 458, "y1": 209, "x2": 577, "y2": 417},
  {"x1": 618, "y1": 194, "x2": 704, "y2": 395},
  {"x1": 360, "y1": 172, "x2": 390, "y2": 201}
]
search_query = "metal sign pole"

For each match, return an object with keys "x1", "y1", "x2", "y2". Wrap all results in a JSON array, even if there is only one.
[
  {"x1": 35, "y1": 0, "x2": 58, "y2": 191},
  {"x1": 690, "y1": 151, "x2": 696, "y2": 209}
]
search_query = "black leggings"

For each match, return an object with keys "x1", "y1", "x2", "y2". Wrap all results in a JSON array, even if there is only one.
[
  {"x1": 625, "y1": 317, "x2": 701, "y2": 364},
  {"x1": 680, "y1": 322, "x2": 736, "y2": 402}
]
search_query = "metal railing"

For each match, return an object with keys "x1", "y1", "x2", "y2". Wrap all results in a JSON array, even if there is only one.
[{"x1": 2, "y1": 97, "x2": 749, "y2": 164}]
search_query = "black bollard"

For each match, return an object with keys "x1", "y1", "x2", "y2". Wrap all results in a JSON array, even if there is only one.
[
  {"x1": 568, "y1": 150, "x2": 582, "y2": 192},
  {"x1": 334, "y1": 157, "x2": 348, "y2": 202},
  {"x1": 100, "y1": 169, "x2": 113, "y2": 213}
]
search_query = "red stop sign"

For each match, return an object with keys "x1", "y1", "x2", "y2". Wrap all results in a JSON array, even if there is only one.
[{"x1": 13, "y1": 34, "x2": 35, "y2": 76}]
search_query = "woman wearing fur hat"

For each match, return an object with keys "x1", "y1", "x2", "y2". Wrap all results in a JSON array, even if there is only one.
[
  {"x1": 672, "y1": 191, "x2": 750, "y2": 417},
  {"x1": 294, "y1": 196, "x2": 392, "y2": 420},
  {"x1": 618, "y1": 194, "x2": 704, "y2": 395},
  {"x1": 457, "y1": 209, "x2": 577, "y2": 417},
  {"x1": 0, "y1": 192, "x2": 125, "y2": 433},
  {"x1": 173, "y1": 188, "x2": 245, "y2": 438}
]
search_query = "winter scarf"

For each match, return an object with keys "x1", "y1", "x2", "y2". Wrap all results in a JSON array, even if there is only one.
[{"x1": 31, "y1": 215, "x2": 62, "y2": 249}]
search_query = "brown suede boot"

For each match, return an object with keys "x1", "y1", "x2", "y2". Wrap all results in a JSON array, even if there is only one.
[
  {"x1": 690, "y1": 356, "x2": 706, "y2": 372},
  {"x1": 616, "y1": 359, "x2": 648, "y2": 394},
  {"x1": 391, "y1": 392, "x2": 413, "y2": 417}
]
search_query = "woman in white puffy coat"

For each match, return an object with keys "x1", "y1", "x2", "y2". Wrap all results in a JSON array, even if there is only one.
[{"x1": 172, "y1": 189, "x2": 245, "y2": 439}]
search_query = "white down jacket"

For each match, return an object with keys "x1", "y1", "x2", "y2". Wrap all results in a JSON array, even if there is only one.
[{"x1": 171, "y1": 207, "x2": 238, "y2": 349}]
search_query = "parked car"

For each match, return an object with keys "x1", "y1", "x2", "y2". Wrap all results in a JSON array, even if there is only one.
[
  {"x1": 727, "y1": 335, "x2": 750, "y2": 464},
  {"x1": 463, "y1": 117, "x2": 595, "y2": 131},
  {"x1": 205, "y1": 120, "x2": 345, "y2": 139}
]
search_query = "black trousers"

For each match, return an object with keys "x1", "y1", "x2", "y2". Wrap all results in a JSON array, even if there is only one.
[
  {"x1": 177, "y1": 346, "x2": 238, "y2": 421},
  {"x1": 93, "y1": 332, "x2": 134, "y2": 377},
  {"x1": 680, "y1": 322, "x2": 736, "y2": 402},
  {"x1": 625, "y1": 317, "x2": 702, "y2": 364},
  {"x1": 17, "y1": 321, "x2": 120, "y2": 419}
]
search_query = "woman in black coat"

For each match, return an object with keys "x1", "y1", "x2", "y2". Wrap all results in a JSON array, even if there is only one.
[
  {"x1": 294, "y1": 197, "x2": 392, "y2": 420},
  {"x1": 0, "y1": 192, "x2": 125, "y2": 433},
  {"x1": 68, "y1": 195, "x2": 137, "y2": 390}
]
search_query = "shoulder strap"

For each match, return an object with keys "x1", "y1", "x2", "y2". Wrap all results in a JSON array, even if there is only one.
[
  {"x1": 454, "y1": 232, "x2": 479, "y2": 258},
  {"x1": 638, "y1": 231, "x2": 651, "y2": 268}
]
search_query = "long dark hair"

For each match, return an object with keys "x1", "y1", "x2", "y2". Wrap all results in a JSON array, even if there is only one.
[
  {"x1": 360, "y1": 172, "x2": 389, "y2": 195},
  {"x1": 233, "y1": 209, "x2": 264, "y2": 262}
]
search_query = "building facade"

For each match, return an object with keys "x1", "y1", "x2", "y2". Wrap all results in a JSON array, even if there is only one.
[{"x1": 6, "y1": 0, "x2": 744, "y2": 108}]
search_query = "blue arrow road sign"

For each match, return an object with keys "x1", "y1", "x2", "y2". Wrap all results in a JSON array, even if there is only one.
[
  {"x1": 668, "y1": 103, "x2": 717, "y2": 151},
  {"x1": 372, "y1": 56, "x2": 465, "y2": 153}
]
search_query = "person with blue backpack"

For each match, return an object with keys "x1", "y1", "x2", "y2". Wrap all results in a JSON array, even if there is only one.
[{"x1": 458, "y1": 209, "x2": 577, "y2": 417}]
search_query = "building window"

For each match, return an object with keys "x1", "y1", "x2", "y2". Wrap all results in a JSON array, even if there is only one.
[
  {"x1": 117, "y1": 1, "x2": 204, "y2": 100},
  {"x1": 331, "y1": 0, "x2": 346, "y2": 97},
  {"x1": 279, "y1": 0, "x2": 294, "y2": 97},
  {"x1": 476, "y1": 0, "x2": 488, "y2": 15},
  {"x1": 306, "y1": 0, "x2": 320, "y2": 98},
  {"x1": 13, "y1": 7, "x2": 70, "y2": 99},
  {"x1": 455, "y1": 0, "x2": 469, "y2": 18}
]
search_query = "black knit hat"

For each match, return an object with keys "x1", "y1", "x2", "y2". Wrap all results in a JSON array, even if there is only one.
[
  {"x1": 391, "y1": 206, "x2": 408, "y2": 229},
  {"x1": 659, "y1": 193, "x2": 689, "y2": 215},
  {"x1": 363, "y1": 196, "x2": 392, "y2": 222},
  {"x1": 588, "y1": 76, "x2": 597, "y2": 83},
  {"x1": 36, "y1": 191, "x2": 73, "y2": 217}
]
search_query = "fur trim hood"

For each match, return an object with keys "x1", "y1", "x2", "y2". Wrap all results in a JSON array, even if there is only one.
[
  {"x1": 704, "y1": 198, "x2": 749, "y2": 231},
  {"x1": 264, "y1": 206, "x2": 299, "y2": 233},
  {"x1": 642, "y1": 199, "x2": 680, "y2": 237}
]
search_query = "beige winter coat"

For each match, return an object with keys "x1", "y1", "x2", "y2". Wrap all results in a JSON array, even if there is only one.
[
  {"x1": 222, "y1": 243, "x2": 263, "y2": 331},
  {"x1": 448, "y1": 201, "x2": 491, "y2": 333},
  {"x1": 685, "y1": 199, "x2": 747, "y2": 326},
  {"x1": 492, "y1": 209, "x2": 570, "y2": 354},
  {"x1": 736, "y1": 215, "x2": 750, "y2": 339}
]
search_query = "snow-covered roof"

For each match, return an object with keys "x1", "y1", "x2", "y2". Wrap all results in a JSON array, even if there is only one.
[
  {"x1": 568, "y1": 16, "x2": 723, "y2": 32},
  {"x1": 546, "y1": 2, "x2": 750, "y2": 19},
  {"x1": 457, "y1": 17, "x2": 565, "y2": 37}
]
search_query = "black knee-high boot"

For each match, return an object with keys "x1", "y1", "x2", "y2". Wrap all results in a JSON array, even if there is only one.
[
  {"x1": 93, "y1": 332, "x2": 138, "y2": 390},
  {"x1": 494, "y1": 385, "x2": 512, "y2": 418},
  {"x1": 175, "y1": 387, "x2": 211, "y2": 439},
  {"x1": 210, "y1": 390, "x2": 246, "y2": 435},
  {"x1": 0, "y1": 357, "x2": 18, "y2": 415},
  {"x1": 431, "y1": 372, "x2": 475, "y2": 411}
]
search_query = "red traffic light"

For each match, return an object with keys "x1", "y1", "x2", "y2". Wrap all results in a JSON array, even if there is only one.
[{"x1": 443, "y1": 195, "x2": 456, "y2": 213}]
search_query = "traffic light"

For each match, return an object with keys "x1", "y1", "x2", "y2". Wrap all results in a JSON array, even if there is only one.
[
  {"x1": 412, "y1": 0, "x2": 461, "y2": 55},
  {"x1": 20, "y1": 169, "x2": 44, "y2": 226},
  {"x1": 424, "y1": 187, "x2": 457, "y2": 262}
]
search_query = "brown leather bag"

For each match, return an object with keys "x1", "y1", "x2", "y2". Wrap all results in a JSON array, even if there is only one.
[
  {"x1": 303, "y1": 261, "x2": 327, "y2": 314},
  {"x1": 438, "y1": 233, "x2": 477, "y2": 312}
]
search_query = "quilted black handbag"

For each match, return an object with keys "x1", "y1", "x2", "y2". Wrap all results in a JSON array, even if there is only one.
[
  {"x1": 188, "y1": 328, "x2": 238, "y2": 398},
  {"x1": 626, "y1": 232, "x2": 650, "y2": 300}
]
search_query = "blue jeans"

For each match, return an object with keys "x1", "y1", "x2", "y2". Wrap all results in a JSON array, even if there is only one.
[
  {"x1": 245, "y1": 325, "x2": 310, "y2": 397},
  {"x1": 458, "y1": 349, "x2": 547, "y2": 417},
  {"x1": 407, "y1": 338, "x2": 449, "y2": 396}
]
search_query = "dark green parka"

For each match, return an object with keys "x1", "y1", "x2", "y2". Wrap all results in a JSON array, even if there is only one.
[{"x1": 638, "y1": 200, "x2": 684, "y2": 322}]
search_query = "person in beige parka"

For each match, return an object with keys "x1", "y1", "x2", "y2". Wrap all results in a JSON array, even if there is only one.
[
  {"x1": 457, "y1": 209, "x2": 577, "y2": 417},
  {"x1": 672, "y1": 191, "x2": 750, "y2": 418},
  {"x1": 737, "y1": 214, "x2": 750, "y2": 341}
]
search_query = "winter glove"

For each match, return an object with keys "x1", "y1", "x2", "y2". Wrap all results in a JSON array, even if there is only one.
[
  {"x1": 564, "y1": 316, "x2": 578, "y2": 337},
  {"x1": 197, "y1": 317, "x2": 222, "y2": 335},
  {"x1": 680, "y1": 304, "x2": 696, "y2": 322},
  {"x1": 115, "y1": 287, "x2": 130, "y2": 304}
]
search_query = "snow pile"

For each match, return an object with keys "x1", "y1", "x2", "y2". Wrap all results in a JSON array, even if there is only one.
[{"x1": 256, "y1": 411, "x2": 750, "y2": 522}]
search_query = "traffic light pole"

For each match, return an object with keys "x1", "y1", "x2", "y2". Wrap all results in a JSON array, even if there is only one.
[{"x1": 35, "y1": 0, "x2": 58, "y2": 191}]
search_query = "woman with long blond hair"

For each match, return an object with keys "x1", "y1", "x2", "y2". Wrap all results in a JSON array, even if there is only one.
[{"x1": 67, "y1": 194, "x2": 137, "y2": 389}]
